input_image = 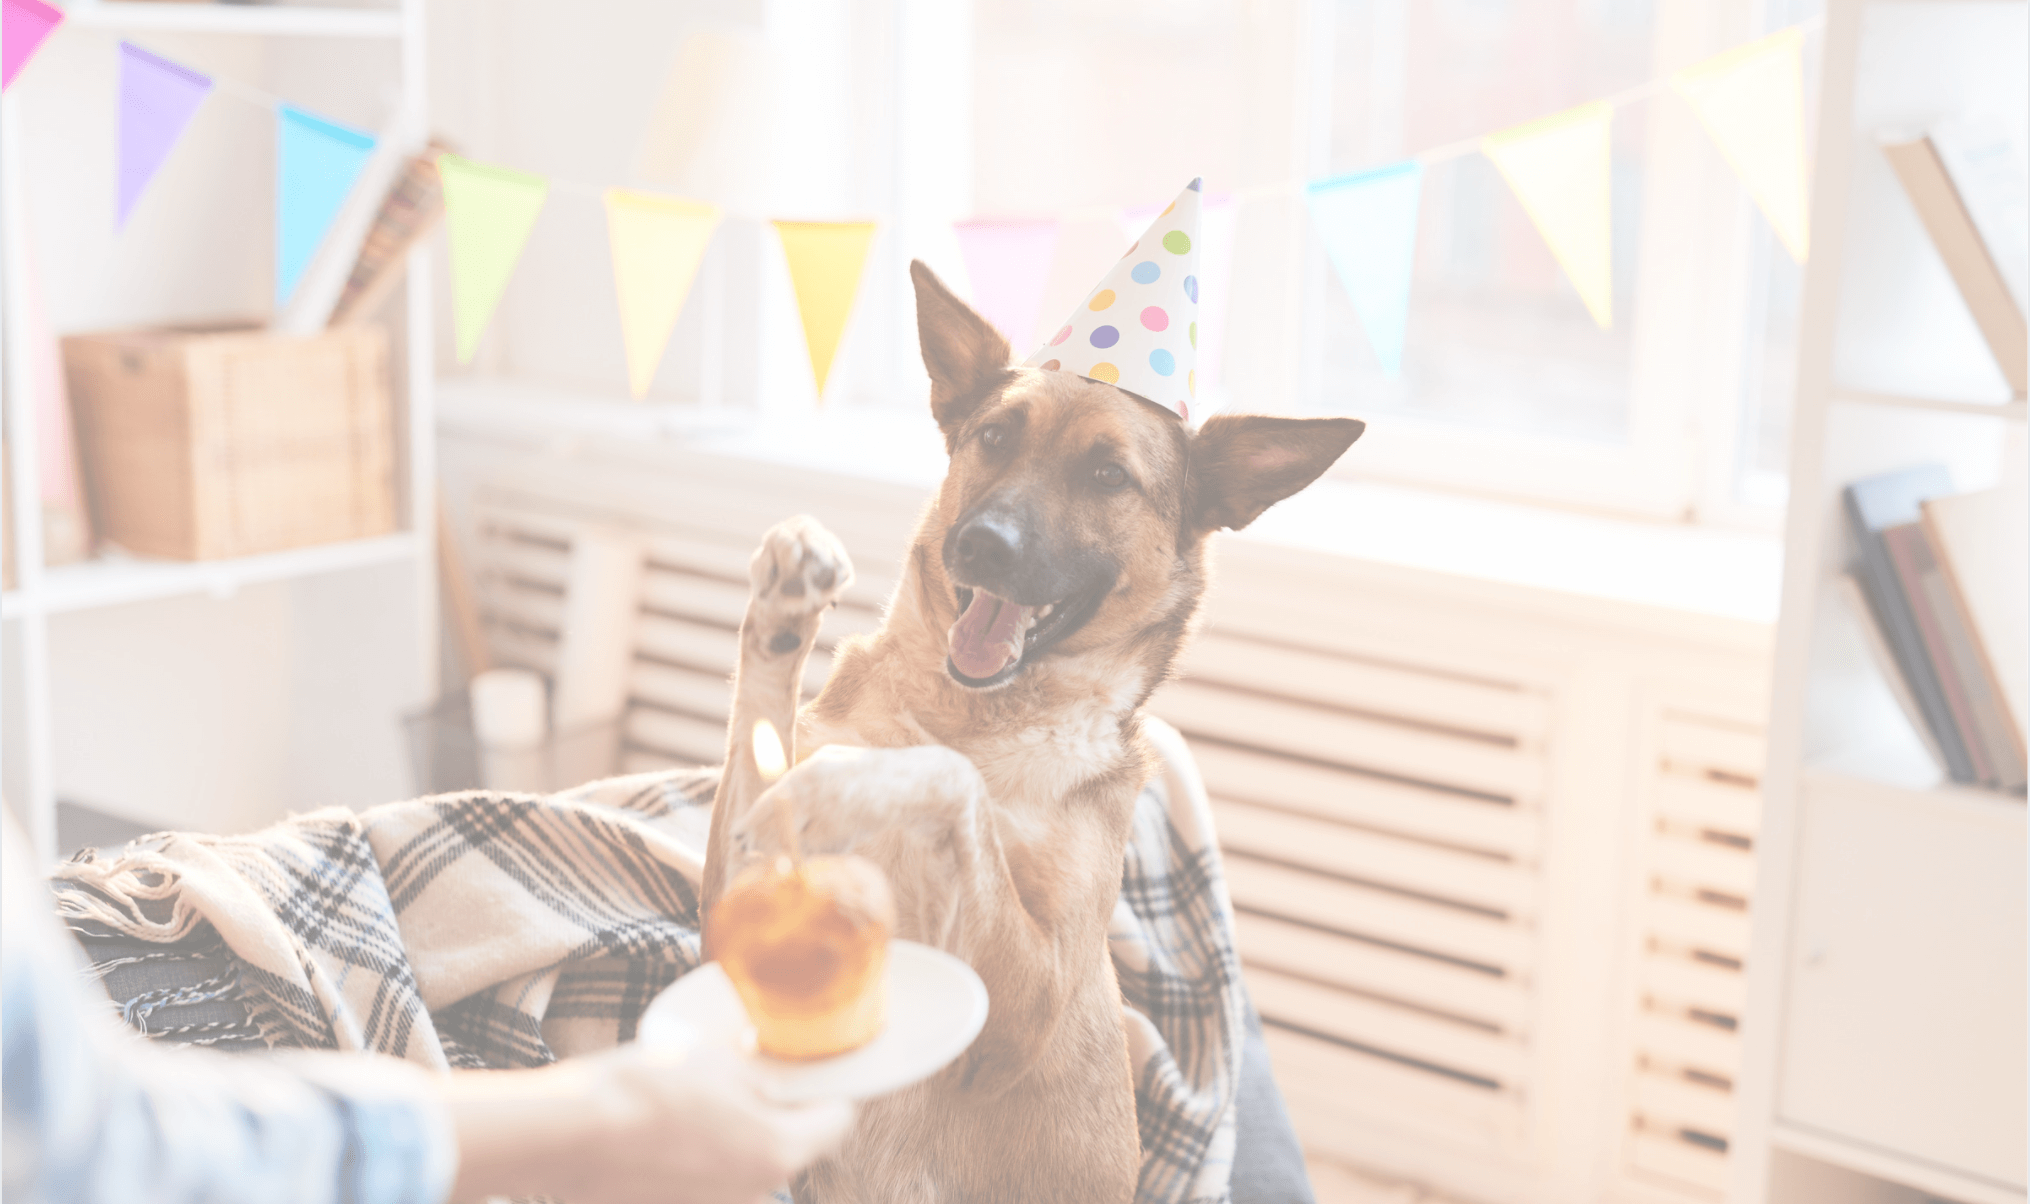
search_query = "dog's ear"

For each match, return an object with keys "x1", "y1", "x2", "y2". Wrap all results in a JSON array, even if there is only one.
[
  {"x1": 1186, "y1": 415, "x2": 1365, "y2": 534},
  {"x1": 912, "y1": 259, "x2": 1013, "y2": 443}
]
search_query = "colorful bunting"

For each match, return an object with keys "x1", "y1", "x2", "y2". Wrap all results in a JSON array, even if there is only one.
[
  {"x1": 276, "y1": 106, "x2": 376, "y2": 304},
  {"x1": 117, "y1": 43, "x2": 212, "y2": 229},
  {"x1": 1, "y1": 0, "x2": 61, "y2": 92},
  {"x1": 603, "y1": 189, "x2": 722, "y2": 397},
  {"x1": 1483, "y1": 101, "x2": 1616, "y2": 329},
  {"x1": 952, "y1": 220, "x2": 1059, "y2": 350},
  {"x1": 1308, "y1": 162, "x2": 1424, "y2": 378},
  {"x1": 438, "y1": 154, "x2": 550, "y2": 363},
  {"x1": 773, "y1": 220, "x2": 877, "y2": 400},
  {"x1": 1674, "y1": 27, "x2": 1811, "y2": 262}
]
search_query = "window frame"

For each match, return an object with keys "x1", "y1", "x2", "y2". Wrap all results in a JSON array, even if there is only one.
[{"x1": 1296, "y1": 0, "x2": 1787, "y2": 527}]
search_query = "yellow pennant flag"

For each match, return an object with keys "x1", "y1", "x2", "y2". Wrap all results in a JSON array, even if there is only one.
[
  {"x1": 773, "y1": 220, "x2": 878, "y2": 400},
  {"x1": 604, "y1": 189, "x2": 722, "y2": 397},
  {"x1": 1674, "y1": 27, "x2": 1810, "y2": 262},
  {"x1": 1483, "y1": 101, "x2": 1616, "y2": 329},
  {"x1": 439, "y1": 154, "x2": 549, "y2": 363}
]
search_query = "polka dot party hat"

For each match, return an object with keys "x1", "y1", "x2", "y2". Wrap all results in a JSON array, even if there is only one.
[{"x1": 1026, "y1": 177, "x2": 1203, "y2": 422}]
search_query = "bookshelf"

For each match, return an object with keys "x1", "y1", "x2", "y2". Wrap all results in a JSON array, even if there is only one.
[
  {"x1": 1732, "y1": 3, "x2": 2027, "y2": 1204},
  {"x1": 0, "y1": 0, "x2": 437, "y2": 858}
]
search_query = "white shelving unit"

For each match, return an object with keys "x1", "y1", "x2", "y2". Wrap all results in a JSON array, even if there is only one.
[
  {"x1": 1, "y1": 0, "x2": 437, "y2": 859},
  {"x1": 1733, "y1": 3, "x2": 2027, "y2": 1204}
]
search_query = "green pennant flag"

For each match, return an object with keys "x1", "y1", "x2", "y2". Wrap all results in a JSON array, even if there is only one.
[{"x1": 438, "y1": 153, "x2": 549, "y2": 362}]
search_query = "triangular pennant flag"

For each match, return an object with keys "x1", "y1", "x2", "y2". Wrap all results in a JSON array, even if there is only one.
[
  {"x1": 117, "y1": 43, "x2": 212, "y2": 229},
  {"x1": 603, "y1": 188, "x2": 722, "y2": 397},
  {"x1": 1, "y1": 0, "x2": 61, "y2": 91},
  {"x1": 1029, "y1": 178, "x2": 1203, "y2": 421},
  {"x1": 952, "y1": 220, "x2": 1059, "y2": 350},
  {"x1": 1483, "y1": 101, "x2": 1615, "y2": 328},
  {"x1": 1308, "y1": 161, "x2": 1424, "y2": 377},
  {"x1": 1674, "y1": 27, "x2": 1810, "y2": 262},
  {"x1": 438, "y1": 153, "x2": 549, "y2": 363},
  {"x1": 276, "y1": 105, "x2": 376, "y2": 304},
  {"x1": 773, "y1": 220, "x2": 877, "y2": 400}
]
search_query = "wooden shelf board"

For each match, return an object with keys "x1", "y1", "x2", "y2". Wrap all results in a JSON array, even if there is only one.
[
  {"x1": 1832, "y1": 388, "x2": 2029, "y2": 422},
  {"x1": 1773, "y1": 1121, "x2": 2026, "y2": 1204},
  {"x1": 60, "y1": 2, "x2": 404, "y2": 38},
  {"x1": 0, "y1": 532, "x2": 419, "y2": 617},
  {"x1": 1803, "y1": 757, "x2": 2026, "y2": 820}
]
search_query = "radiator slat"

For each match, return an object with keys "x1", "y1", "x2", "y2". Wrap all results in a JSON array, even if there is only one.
[
  {"x1": 1224, "y1": 856, "x2": 1530, "y2": 974},
  {"x1": 629, "y1": 661, "x2": 730, "y2": 721},
  {"x1": 1629, "y1": 1130, "x2": 1729, "y2": 1194},
  {"x1": 1649, "y1": 833, "x2": 1756, "y2": 898},
  {"x1": 1214, "y1": 799, "x2": 1534, "y2": 918},
  {"x1": 1635, "y1": 1070, "x2": 1738, "y2": 1136},
  {"x1": 1157, "y1": 681, "x2": 1541, "y2": 802},
  {"x1": 1248, "y1": 965, "x2": 1525, "y2": 1088},
  {"x1": 1633, "y1": 1011, "x2": 1738, "y2": 1078},
  {"x1": 1643, "y1": 895, "x2": 1751, "y2": 963},
  {"x1": 1181, "y1": 633, "x2": 1548, "y2": 743},
  {"x1": 1653, "y1": 774, "x2": 1760, "y2": 837},
  {"x1": 625, "y1": 707, "x2": 726, "y2": 768},
  {"x1": 1640, "y1": 952, "x2": 1748, "y2": 1016},
  {"x1": 1234, "y1": 911, "x2": 1527, "y2": 1032},
  {"x1": 1658, "y1": 717, "x2": 1765, "y2": 782},
  {"x1": 1263, "y1": 1026, "x2": 1517, "y2": 1164}
]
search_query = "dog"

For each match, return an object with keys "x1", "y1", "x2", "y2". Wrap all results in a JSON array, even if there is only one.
[{"x1": 701, "y1": 260, "x2": 1363, "y2": 1203}]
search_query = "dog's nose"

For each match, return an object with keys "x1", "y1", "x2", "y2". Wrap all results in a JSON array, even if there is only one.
[{"x1": 955, "y1": 514, "x2": 1022, "y2": 576}]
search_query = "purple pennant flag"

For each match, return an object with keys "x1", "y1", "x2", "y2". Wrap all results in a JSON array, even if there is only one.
[
  {"x1": 117, "y1": 42, "x2": 212, "y2": 228},
  {"x1": 1, "y1": 0, "x2": 62, "y2": 91},
  {"x1": 953, "y1": 219, "x2": 1059, "y2": 350}
]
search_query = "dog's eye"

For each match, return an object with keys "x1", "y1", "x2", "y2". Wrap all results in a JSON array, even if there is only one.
[
  {"x1": 1094, "y1": 463, "x2": 1128, "y2": 490},
  {"x1": 979, "y1": 425, "x2": 1006, "y2": 449}
]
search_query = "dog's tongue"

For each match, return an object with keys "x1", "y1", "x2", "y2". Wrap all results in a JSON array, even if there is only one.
[{"x1": 948, "y1": 589, "x2": 1032, "y2": 680}]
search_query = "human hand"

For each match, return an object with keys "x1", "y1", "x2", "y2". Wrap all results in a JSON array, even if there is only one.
[{"x1": 439, "y1": 1037, "x2": 852, "y2": 1204}]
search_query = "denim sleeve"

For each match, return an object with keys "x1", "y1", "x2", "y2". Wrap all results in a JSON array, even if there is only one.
[{"x1": 1, "y1": 820, "x2": 457, "y2": 1204}]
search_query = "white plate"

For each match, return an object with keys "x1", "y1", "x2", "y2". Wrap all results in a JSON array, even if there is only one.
[{"x1": 638, "y1": 940, "x2": 989, "y2": 1104}]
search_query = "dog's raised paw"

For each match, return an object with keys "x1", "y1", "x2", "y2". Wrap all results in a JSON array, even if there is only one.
[{"x1": 748, "y1": 516, "x2": 854, "y2": 652}]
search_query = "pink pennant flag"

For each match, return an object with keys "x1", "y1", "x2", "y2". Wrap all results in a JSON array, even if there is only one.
[
  {"x1": 2, "y1": 0, "x2": 63, "y2": 91},
  {"x1": 952, "y1": 219, "x2": 1059, "y2": 350}
]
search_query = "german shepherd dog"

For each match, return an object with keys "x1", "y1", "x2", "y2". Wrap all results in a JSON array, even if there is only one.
[{"x1": 702, "y1": 261, "x2": 1362, "y2": 1202}]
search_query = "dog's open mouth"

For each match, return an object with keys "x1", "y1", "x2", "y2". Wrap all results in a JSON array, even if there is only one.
[{"x1": 945, "y1": 584, "x2": 1102, "y2": 688}]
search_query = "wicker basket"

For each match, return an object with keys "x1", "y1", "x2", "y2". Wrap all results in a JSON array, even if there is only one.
[{"x1": 62, "y1": 324, "x2": 397, "y2": 561}]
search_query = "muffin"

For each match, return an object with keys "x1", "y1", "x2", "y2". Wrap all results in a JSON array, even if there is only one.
[{"x1": 704, "y1": 854, "x2": 896, "y2": 1061}]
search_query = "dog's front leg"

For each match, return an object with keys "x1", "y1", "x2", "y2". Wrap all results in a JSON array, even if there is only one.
[{"x1": 701, "y1": 516, "x2": 853, "y2": 912}]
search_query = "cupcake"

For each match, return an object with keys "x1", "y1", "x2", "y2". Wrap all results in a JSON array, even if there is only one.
[{"x1": 704, "y1": 853, "x2": 896, "y2": 1061}]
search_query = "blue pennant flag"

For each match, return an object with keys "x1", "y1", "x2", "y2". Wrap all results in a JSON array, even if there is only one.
[
  {"x1": 1307, "y1": 161, "x2": 1424, "y2": 378},
  {"x1": 276, "y1": 105, "x2": 376, "y2": 304}
]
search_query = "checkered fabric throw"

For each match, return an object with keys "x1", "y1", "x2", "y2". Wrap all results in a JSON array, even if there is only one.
[{"x1": 50, "y1": 719, "x2": 1245, "y2": 1204}]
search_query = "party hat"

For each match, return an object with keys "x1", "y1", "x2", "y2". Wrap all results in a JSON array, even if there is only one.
[{"x1": 1026, "y1": 177, "x2": 1202, "y2": 422}]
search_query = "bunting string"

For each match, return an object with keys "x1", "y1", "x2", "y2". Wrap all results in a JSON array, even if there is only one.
[{"x1": 4, "y1": 13, "x2": 1822, "y2": 402}]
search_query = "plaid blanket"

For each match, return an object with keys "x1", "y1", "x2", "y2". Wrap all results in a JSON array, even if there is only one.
[{"x1": 52, "y1": 718, "x2": 1245, "y2": 1204}]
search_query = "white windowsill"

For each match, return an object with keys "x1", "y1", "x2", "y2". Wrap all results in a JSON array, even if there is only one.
[{"x1": 437, "y1": 376, "x2": 1783, "y2": 632}]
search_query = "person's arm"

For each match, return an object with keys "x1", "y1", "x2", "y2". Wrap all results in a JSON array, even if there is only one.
[
  {"x1": 3, "y1": 816, "x2": 848, "y2": 1204},
  {"x1": 435, "y1": 1041, "x2": 850, "y2": 1204}
]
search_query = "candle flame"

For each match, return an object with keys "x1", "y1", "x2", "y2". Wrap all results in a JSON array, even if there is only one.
[{"x1": 752, "y1": 718, "x2": 789, "y2": 782}]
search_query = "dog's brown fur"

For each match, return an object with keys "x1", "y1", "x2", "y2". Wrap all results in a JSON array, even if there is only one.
[{"x1": 702, "y1": 262, "x2": 1362, "y2": 1203}]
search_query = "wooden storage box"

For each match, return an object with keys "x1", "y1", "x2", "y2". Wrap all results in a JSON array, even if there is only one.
[{"x1": 62, "y1": 325, "x2": 396, "y2": 560}]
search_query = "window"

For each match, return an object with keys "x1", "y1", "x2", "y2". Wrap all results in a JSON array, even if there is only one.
[{"x1": 965, "y1": 0, "x2": 1816, "y2": 525}]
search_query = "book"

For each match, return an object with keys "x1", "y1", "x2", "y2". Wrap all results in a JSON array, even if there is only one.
[
  {"x1": 1923, "y1": 475, "x2": 2030, "y2": 789},
  {"x1": 1932, "y1": 116, "x2": 2030, "y2": 324},
  {"x1": 1883, "y1": 523, "x2": 2024, "y2": 789},
  {"x1": 1844, "y1": 467, "x2": 1978, "y2": 783},
  {"x1": 329, "y1": 151, "x2": 446, "y2": 328},
  {"x1": 1835, "y1": 572, "x2": 1946, "y2": 776},
  {"x1": 1882, "y1": 128, "x2": 2028, "y2": 396}
]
